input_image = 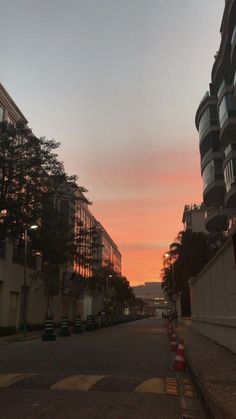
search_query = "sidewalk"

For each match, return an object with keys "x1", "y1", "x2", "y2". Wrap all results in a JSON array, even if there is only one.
[
  {"x1": 177, "y1": 323, "x2": 236, "y2": 419},
  {"x1": 0, "y1": 330, "x2": 42, "y2": 345}
]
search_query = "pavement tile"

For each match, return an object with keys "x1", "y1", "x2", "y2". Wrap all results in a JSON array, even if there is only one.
[{"x1": 178, "y1": 323, "x2": 236, "y2": 419}]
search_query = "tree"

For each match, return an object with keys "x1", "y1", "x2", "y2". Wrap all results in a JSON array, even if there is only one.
[
  {"x1": 0, "y1": 121, "x2": 64, "y2": 241},
  {"x1": 92, "y1": 262, "x2": 136, "y2": 317},
  {"x1": 0, "y1": 121, "x2": 93, "y2": 318},
  {"x1": 161, "y1": 230, "x2": 210, "y2": 316}
]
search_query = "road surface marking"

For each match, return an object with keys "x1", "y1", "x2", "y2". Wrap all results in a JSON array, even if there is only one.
[
  {"x1": 51, "y1": 374, "x2": 106, "y2": 391},
  {"x1": 135, "y1": 378, "x2": 164, "y2": 394},
  {"x1": 164, "y1": 377, "x2": 179, "y2": 396},
  {"x1": 0, "y1": 373, "x2": 33, "y2": 388}
]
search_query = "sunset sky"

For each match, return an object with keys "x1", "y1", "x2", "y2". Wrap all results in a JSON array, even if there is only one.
[{"x1": 1, "y1": 0, "x2": 224, "y2": 285}]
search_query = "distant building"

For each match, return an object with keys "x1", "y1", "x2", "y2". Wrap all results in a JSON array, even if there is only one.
[
  {"x1": 132, "y1": 282, "x2": 168, "y2": 317},
  {"x1": 94, "y1": 221, "x2": 122, "y2": 275},
  {"x1": 182, "y1": 204, "x2": 208, "y2": 234}
]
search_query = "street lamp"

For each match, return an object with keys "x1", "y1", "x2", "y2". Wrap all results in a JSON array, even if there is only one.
[
  {"x1": 104, "y1": 274, "x2": 112, "y2": 314},
  {"x1": 164, "y1": 252, "x2": 177, "y2": 327},
  {"x1": 23, "y1": 224, "x2": 38, "y2": 337}
]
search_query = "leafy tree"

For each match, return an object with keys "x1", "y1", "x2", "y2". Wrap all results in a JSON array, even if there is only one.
[
  {"x1": 161, "y1": 230, "x2": 210, "y2": 316},
  {"x1": 92, "y1": 262, "x2": 136, "y2": 316},
  {"x1": 0, "y1": 121, "x2": 93, "y2": 318},
  {"x1": 0, "y1": 121, "x2": 63, "y2": 241}
]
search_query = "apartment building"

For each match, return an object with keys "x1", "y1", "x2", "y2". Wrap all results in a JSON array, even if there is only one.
[
  {"x1": 195, "y1": 0, "x2": 236, "y2": 234},
  {"x1": 182, "y1": 204, "x2": 208, "y2": 234}
]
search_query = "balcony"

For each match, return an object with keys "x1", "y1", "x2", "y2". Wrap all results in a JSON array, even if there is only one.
[
  {"x1": 220, "y1": 114, "x2": 236, "y2": 146},
  {"x1": 219, "y1": 94, "x2": 236, "y2": 146},
  {"x1": 225, "y1": 184, "x2": 236, "y2": 208},
  {"x1": 203, "y1": 180, "x2": 225, "y2": 207},
  {"x1": 201, "y1": 150, "x2": 223, "y2": 174},
  {"x1": 205, "y1": 207, "x2": 228, "y2": 232},
  {"x1": 231, "y1": 25, "x2": 236, "y2": 65}
]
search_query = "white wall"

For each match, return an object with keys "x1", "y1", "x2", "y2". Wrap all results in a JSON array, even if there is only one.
[
  {"x1": 0, "y1": 241, "x2": 103, "y2": 328},
  {"x1": 189, "y1": 237, "x2": 236, "y2": 353}
]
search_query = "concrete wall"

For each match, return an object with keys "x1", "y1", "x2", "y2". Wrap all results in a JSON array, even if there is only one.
[
  {"x1": 0, "y1": 241, "x2": 103, "y2": 328},
  {"x1": 189, "y1": 236, "x2": 236, "y2": 353}
]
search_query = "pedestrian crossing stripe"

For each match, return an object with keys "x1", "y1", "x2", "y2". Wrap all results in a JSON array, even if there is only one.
[
  {"x1": 0, "y1": 373, "x2": 194, "y2": 398},
  {"x1": 135, "y1": 378, "x2": 164, "y2": 394},
  {"x1": 51, "y1": 374, "x2": 107, "y2": 391},
  {"x1": 0, "y1": 373, "x2": 34, "y2": 388}
]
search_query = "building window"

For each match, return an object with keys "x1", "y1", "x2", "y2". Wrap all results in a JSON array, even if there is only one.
[
  {"x1": 202, "y1": 159, "x2": 223, "y2": 190},
  {"x1": 219, "y1": 94, "x2": 236, "y2": 128},
  {"x1": 200, "y1": 131, "x2": 220, "y2": 160},
  {"x1": 218, "y1": 80, "x2": 226, "y2": 98},
  {"x1": 231, "y1": 25, "x2": 236, "y2": 46},
  {"x1": 224, "y1": 143, "x2": 236, "y2": 157},
  {"x1": 224, "y1": 159, "x2": 236, "y2": 193},
  {"x1": 219, "y1": 96, "x2": 228, "y2": 127},
  {"x1": 0, "y1": 107, "x2": 3, "y2": 122},
  {"x1": 202, "y1": 160, "x2": 215, "y2": 190},
  {"x1": 199, "y1": 108, "x2": 210, "y2": 137}
]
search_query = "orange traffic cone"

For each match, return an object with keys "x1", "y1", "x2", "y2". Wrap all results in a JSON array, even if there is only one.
[
  {"x1": 173, "y1": 337, "x2": 185, "y2": 371},
  {"x1": 167, "y1": 325, "x2": 171, "y2": 335},
  {"x1": 170, "y1": 332, "x2": 178, "y2": 352}
]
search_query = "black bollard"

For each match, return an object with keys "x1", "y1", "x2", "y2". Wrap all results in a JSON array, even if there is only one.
[
  {"x1": 59, "y1": 316, "x2": 71, "y2": 337},
  {"x1": 73, "y1": 315, "x2": 83, "y2": 334},
  {"x1": 41, "y1": 316, "x2": 56, "y2": 341}
]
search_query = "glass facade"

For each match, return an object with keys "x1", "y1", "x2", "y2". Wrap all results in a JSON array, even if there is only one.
[
  {"x1": 0, "y1": 107, "x2": 3, "y2": 122},
  {"x1": 224, "y1": 143, "x2": 236, "y2": 157},
  {"x1": 224, "y1": 159, "x2": 236, "y2": 193},
  {"x1": 218, "y1": 80, "x2": 226, "y2": 98},
  {"x1": 219, "y1": 93, "x2": 236, "y2": 128},
  {"x1": 231, "y1": 25, "x2": 236, "y2": 46},
  {"x1": 199, "y1": 108, "x2": 210, "y2": 137},
  {"x1": 202, "y1": 160, "x2": 215, "y2": 190},
  {"x1": 202, "y1": 159, "x2": 223, "y2": 190},
  {"x1": 200, "y1": 131, "x2": 220, "y2": 160}
]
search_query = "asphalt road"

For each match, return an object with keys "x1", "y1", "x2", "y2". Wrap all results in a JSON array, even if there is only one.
[{"x1": 0, "y1": 318, "x2": 204, "y2": 418}]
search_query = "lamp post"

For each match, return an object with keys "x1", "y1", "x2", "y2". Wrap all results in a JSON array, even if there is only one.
[
  {"x1": 23, "y1": 224, "x2": 38, "y2": 337},
  {"x1": 104, "y1": 274, "x2": 112, "y2": 314},
  {"x1": 164, "y1": 252, "x2": 177, "y2": 327}
]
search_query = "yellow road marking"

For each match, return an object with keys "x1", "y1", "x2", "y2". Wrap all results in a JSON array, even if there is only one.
[
  {"x1": 135, "y1": 378, "x2": 164, "y2": 394},
  {"x1": 182, "y1": 379, "x2": 190, "y2": 384},
  {"x1": 0, "y1": 373, "x2": 33, "y2": 388},
  {"x1": 183, "y1": 385, "x2": 192, "y2": 391},
  {"x1": 164, "y1": 389, "x2": 179, "y2": 396},
  {"x1": 51, "y1": 375, "x2": 106, "y2": 391},
  {"x1": 184, "y1": 390, "x2": 194, "y2": 398}
]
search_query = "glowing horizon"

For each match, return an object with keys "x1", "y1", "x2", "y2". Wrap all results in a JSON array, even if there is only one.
[{"x1": 1, "y1": 0, "x2": 224, "y2": 285}]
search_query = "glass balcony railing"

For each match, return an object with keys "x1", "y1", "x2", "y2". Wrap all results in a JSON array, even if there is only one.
[{"x1": 231, "y1": 25, "x2": 236, "y2": 46}]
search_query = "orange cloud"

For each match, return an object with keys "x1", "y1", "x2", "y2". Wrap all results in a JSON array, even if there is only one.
[{"x1": 88, "y1": 146, "x2": 202, "y2": 285}]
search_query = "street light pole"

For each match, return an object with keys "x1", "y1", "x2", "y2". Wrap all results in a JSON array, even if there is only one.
[
  {"x1": 23, "y1": 228, "x2": 28, "y2": 337},
  {"x1": 104, "y1": 274, "x2": 112, "y2": 314}
]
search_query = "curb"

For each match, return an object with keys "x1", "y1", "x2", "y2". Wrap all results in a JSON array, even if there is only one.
[{"x1": 185, "y1": 349, "x2": 230, "y2": 419}]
